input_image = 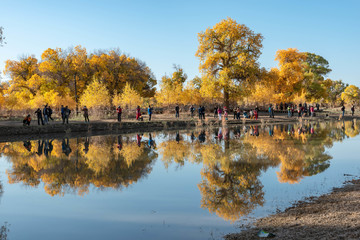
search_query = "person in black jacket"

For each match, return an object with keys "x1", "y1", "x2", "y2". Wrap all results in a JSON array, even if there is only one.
[{"x1": 35, "y1": 108, "x2": 44, "y2": 125}]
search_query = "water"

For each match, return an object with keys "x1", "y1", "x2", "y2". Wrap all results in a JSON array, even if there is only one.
[{"x1": 0, "y1": 120, "x2": 359, "y2": 240}]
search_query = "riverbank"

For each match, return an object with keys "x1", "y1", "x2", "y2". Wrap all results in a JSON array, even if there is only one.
[
  {"x1": 225, "y1": 178, "x2": 360, "y2": 240},
  {"x1": 0, "y1": 112, "x2": 358, "y2": 142}
]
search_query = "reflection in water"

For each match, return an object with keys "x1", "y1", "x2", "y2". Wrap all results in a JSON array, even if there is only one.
[
  {"x1": 0, "y1": 222, "x2": 10, "y2": 240},
  {"x1": 0, "y1": 121, "x2": 359, "y2": 222}
]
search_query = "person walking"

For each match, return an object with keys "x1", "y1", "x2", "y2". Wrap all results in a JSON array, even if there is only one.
[
  {"x1": 148, "y1": 105, "x2": 153, "y2": 121},
  {"x1": 35, "y1": 108, "x2": 44, "y2": 125},
  {"x1": 175, "y1": 105, "x2": 180, "y2": 119},
  {"x1": 82, "y1": 106, "x2": 89, "y2": 122},
  {"x1": 351, "y1": 105, "x2": 355, "y2": 116},
  {"x1": 116, "y1": 106, "x2": 122, "y2": 122}
]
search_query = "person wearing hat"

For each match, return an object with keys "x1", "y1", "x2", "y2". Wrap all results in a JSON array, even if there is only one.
[{"x1": 116, "y1": 106, "x2": 122, "y2": 122}]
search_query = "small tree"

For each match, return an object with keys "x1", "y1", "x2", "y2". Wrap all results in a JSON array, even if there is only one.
[
  {"x1": 79, "y1": 79, "x2": 110, "y2": 111},
  {"x1": 113, "y1": 82, "x2": 143, "y2": 110},
  {"x1": 341, "y1": 85, "x2": 360, "y2": 105}
]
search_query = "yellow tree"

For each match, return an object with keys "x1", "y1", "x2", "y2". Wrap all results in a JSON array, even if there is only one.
[
  {"x1": 155, "y1": 66, "x2": 187, "y2": 107},
  {"x1": 196, "y1": 17, "x2": 263, "y2": 107},
  {"x1": 271, "y1": 48, "x2": 306, "y2": 103},
  {"x1": 79, "y1": 79, "x2": 111, "y2": 109},
  {"x1": 341, "y1": 85, "x2": 360, "y2": 105},
  {"x1": 113, "y1": 82, "x2": 143, "y2": 110}
]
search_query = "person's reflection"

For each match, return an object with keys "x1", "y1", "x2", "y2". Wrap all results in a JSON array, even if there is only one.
[
  {"x1": 148, "y1": 133, "x2": 156, "y2": 149},
  {"x1": 217, "y1": 128, "x2": 223, "y2": 141},
  {"x1": 310, "y1": 124, "x2": 315, "y2": 134},
  {"x1": 117, "y1": 135, "x2": 122, "y2": 151},
  {"x1": 342, "y1": 120, "x2": 345, "y2": 132},
  {"x1": 198, "y1": 131, "x2": 206, "y2": 143},
  {"x1": 136, "y1": 134, "x2": 142, "y2": 147},
  {"x1": 176, "y1": 132, "x2": 180, "y2": 144},
  {"x1": 84, "y1": 137, "x2": 90, "y2": 154},
  {"x1": 36, "y1": 140, "x2": 44, "y2": 156},
  {"x1": 44, "y1": 140, "x2": 49, "y2": 158},
  {"x1": 62, "y1": 138, "x2": 72, "y2": 156},
  {"x1": 23, "y1": 141, "x2": 32, "y2": 152},
  {"x1": 268, "y1": 125, "x2": 274, "y2": 137},
  {"x1": 254, "y1": 126, "x2": 259, "y2": 137},
  {"x1": 190, "y1": 132, "x2": 196, "y2": 143}
]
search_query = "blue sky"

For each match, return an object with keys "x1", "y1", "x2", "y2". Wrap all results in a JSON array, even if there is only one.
[{"x1": 0, "y1": 0, "x2": 359, "y2": 86}]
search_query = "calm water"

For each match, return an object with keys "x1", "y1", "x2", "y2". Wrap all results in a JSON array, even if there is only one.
[{"x1": 0, "y1": 120, "x2": 359, "y2": 240}]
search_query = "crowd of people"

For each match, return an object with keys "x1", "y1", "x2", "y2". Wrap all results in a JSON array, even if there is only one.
[{"x1": 22, "y1": 102, "x2": 356, "y2": 126}]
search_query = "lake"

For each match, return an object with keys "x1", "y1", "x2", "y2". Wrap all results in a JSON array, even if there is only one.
[{"x1": 0, "y1": 120, "x2": 359, "y2": 240}]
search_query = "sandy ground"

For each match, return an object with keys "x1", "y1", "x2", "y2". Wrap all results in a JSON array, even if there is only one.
[{"x1": 225, "y1": 178, "x2": 360, "y2": 240}]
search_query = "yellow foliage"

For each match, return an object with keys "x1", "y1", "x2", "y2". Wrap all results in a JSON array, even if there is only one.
[{"x1": 79, "y1": 79, "x2": 110, "y2": 108}]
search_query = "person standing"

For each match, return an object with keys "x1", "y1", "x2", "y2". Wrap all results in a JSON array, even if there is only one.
[
  {"x1": 198, "y1": 106, "x2": 202, "y2": 120},
  {"x1": 63, "y1": 106, "x2": 71, "y2": 124},
  {"x1": 341, "y1": 105, "x2": 345, "y2": 117},
  {"x1": 214, "y1": 106, "x2": 218, "y2": 118},
  {"x1": 61, "y1": 105, "x2": 65, "y2": 123},
  {"x1": 43, "y1": 105, "x2": 49, "y2": 124},
  {"x1": 82, "y1": 106, "x2": 89, "y2": 122},
  {"x1": 287, "y1": 105, "x2": 291, "y2": 118},
  {"x1": 217, "y1": 107, "x2": 222, "y2": 120},
  {"x1": 116, "y1": 106, "x2": 122, "y2": 122},
  {"x1": 269, "y1": 105, "x2": 273, "y2": 118},
  {"x1": 351, "y1": 105, "x2": 355, "y2": 116},
  {"x1": 201, "y1": 105, "x2": 206, "y2": 120},
  {"x1": 175, "y1": 105, "x2": 180, "y2": 119},
  {"x1": 35, "y1": 108, "x2": 44, "y2": 125},
  {"x1": 254, "y1": 109, "x2": 258, "y2": 120},
  {"x1": 48, "y1": 106, "x2": 53, "y2": 121},
  {"x1": 190, "y1": 105, "x2": 195, "y2": 118},
  {"x1": 310, "y1": 106, "x2": 314, "y2": 117},
  {"x1": 136, "y1": 106, "x2": 141, "y2": 120},
  {"x1": 148, "y1": 105, "x2": 153, "y2": 121}
]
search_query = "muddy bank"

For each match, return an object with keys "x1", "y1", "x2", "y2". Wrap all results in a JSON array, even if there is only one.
[{"x1": 225, "y1": 178, "x2": 360, "y2": 240}]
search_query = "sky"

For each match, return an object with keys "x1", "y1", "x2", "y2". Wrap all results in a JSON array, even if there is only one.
[{"x1": 0, "y1": 0, "x2": 359, "y2": 86}]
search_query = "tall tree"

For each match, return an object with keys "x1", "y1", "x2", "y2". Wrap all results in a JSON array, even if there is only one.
[
  {"x1": 303, "y1": 52, "x2": 332, "y2": 102},
  {"x1": 196, "y1": 18, "x2": 263, "y2": 107}
]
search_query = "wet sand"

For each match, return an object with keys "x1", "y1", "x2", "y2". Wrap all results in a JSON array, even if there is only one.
[{"x1": 225, "y1": 178, "x2": 360, "y2": 240}]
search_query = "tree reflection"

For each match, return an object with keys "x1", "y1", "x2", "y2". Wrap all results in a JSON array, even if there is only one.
[
  {"x1": 1, "y1": 135, "x2": 157, "y2": 196},
  {"x1": 0, "y1": 121, "x2": 359, "y2": 223}
]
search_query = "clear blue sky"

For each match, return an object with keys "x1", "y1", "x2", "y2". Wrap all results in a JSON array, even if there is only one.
[{"x1": 0, "y1": 0, "x2": 359, "y2": 86}]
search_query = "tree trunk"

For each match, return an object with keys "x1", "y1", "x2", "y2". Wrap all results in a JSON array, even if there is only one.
[{"x1": 224, "y1": 88, "x2": 230, "y2": 109}]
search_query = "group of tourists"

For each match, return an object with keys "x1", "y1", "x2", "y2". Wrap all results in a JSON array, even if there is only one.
[
  {"x1": 22, "y1": 102, "x2": 357, "y2": 126},
  {"x1": 34, "y1": 105, "x2": 53, "y2": 125}
]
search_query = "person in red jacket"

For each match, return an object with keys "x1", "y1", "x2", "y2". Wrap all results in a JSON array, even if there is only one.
[{"x1": 116, "y1": 106, "x2": 122, "y2": 122}]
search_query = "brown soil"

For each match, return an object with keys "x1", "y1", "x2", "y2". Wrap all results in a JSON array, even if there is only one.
[{"x1": 225, "y1": 179, "x2": 360, "y2": 240}]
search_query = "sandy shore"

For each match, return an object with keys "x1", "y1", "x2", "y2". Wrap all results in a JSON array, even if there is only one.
[{"x1": 225, "y1": 178, "x2": 360, "y2": 240}]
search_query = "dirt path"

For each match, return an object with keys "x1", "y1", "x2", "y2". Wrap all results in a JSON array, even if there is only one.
[{"x1": 225, "y1": 178, "x2": 360, "y2": 240}]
